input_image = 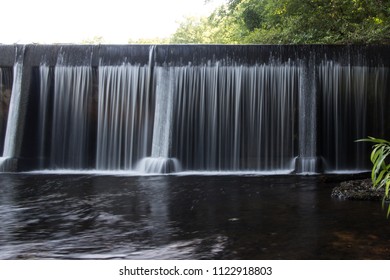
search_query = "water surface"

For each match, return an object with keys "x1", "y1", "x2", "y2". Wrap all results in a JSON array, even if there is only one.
[{"x1": 0, "y1": 173, "x2": 389, "y2": 259}]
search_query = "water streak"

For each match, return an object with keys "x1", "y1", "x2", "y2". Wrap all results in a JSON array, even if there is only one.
[
  {"x1": 297, "y1": 62, "x2": 318, "y2": 173},
  {"x1": 136, "y1": 67, "x2": 182, "y2": 173},
  {"x1": 96, "y1": 64, "x2": 152, "y2": 170},
  {"x1": 319, "y1": 62, "x2": 388, "y2": 171},
  {"x1": 0, "y1": 68, "x2": 13, "y2": 153},
  {"x1": 8, "y1": 47, "x2": 387, "y2": 174},
  {"x1": 2, "y1": 63, "x2": 23, "y2": 158},
  {"x1": 37, "y1": 65, "x2": 51, "y2": 168},
  {"x1": 171, "y1": 63, "x2": 298, "y2": 171},
  {"x1": 0, "y1": 49, "x2": 25, "y2": 171},
  {"x1": 50, "y1": 66, "x2": 92, "y2": 169}
]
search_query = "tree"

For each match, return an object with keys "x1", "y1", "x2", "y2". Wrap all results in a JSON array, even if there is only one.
[
  {"x1": 171, "y1": 17, "x2": 212, "y2": 44},
  {"x1": 171, "y1": 0, "x2": 390, "y2": 44}
]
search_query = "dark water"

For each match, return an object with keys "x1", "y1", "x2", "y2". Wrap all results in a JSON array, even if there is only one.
[{"x1": 0, "y1": 173, "x2": 389, "y2": 259}]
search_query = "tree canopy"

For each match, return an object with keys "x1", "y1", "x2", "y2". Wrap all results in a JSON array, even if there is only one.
[{"x1": 171, "y1": 0, "x2": 390, "y2": 44}]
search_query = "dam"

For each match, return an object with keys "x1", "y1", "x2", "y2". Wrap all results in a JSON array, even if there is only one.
[{"x1": 0, "y1": 44, "x2": 389, "y2": 174}]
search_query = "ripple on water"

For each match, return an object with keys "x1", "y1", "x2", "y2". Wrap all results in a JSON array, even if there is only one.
[{"x1": 0, "y1": 173, "x2": 389, "y2": 259}]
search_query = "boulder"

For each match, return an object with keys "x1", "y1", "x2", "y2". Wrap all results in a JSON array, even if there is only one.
[{"x1": 331, "y1": 178, "x2": 384, "y2": 201}]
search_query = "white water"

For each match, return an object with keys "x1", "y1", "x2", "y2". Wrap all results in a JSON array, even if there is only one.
[
  {"x1": 34, "y1": 60, "x2": 386, "y2": 174},
  {"x1": 0, "y1": 59, "x2": 24, "y2": 171},
  {"x1": 34, "y1": 62, "x2": 300, "y2": 174},
  {"x1": 170, "y1": 63, "x2": 298, "y2": 171},
  {"x1": 136, "y1": 157, "x2": 182, "y2": 174},
  {"x1": 297, "y1": 63, "x2": 318, "y2": 173},
  {"x1": 24, "y1": 169, "x2": 295, "y2": 176},
  {"x1": 319, "y1": 63, "x2": 388, "y2": 171},
  {"x1": 6, "y1": 48, "x2": 386, "y2": 174},
  {"x1": 96, "y1": 64, "x2": 152, "y2": 170},
  {"x1": 136, "y1": 67, "x2": 182, "y2": 173},
  {"x1": 37, "y1": 65, "x2": 50, "y2": 168},
  {"x1": 151, "y1": 67, "x2": 175, "y2": 158},
  {"x1": 2, "y1": 62, "x2": 23, "y2": 158},
  {"x1": 0, "y1": 68, "x2": 12, "y2": 154},
  {"x1": 50, "y1": 66, "x2": 92, "y2": 169}
]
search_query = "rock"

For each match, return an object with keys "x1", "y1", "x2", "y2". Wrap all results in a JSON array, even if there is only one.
[{"x1": 331, "y1": 178, "x2": 384, "y2": 201}]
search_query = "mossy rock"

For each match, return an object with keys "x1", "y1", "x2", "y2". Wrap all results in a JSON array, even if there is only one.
[{"x1": 331, "y1": 179, "x2": 384, "y2": 201}]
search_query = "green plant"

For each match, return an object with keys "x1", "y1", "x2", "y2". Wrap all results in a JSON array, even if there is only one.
[{"x1": 358, "y1": 137, "x2": 390, "y2": 216}]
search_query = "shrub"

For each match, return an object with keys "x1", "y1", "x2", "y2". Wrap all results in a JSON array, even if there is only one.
[{"x1": 358, "y1": 137, "x2": 390, "y2": 216}]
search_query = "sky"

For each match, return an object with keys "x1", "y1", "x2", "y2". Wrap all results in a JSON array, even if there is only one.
[{"x1": 0, "y1": 0, "x2": 225, "y2": 44}]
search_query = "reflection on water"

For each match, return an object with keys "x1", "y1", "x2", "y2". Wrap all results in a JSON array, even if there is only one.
[{"x1": 0, "y1": 174, "x2": 389, "y2": 259}]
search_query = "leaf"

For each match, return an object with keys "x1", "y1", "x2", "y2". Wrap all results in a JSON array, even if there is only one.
[
  {"x1": 375, "y1": 169, "x2": 387, "y2": 187},
  {"x1": 385, "y1": 178, "x2": 390, "y2": 198},
  {"x1": 370, "y1": 145, "x2": 382, "y2": 164},
  {"x1": 359, "y1": 137, "x2": 390, "y2": 218},
  {"x1": 357, "y1": 136, "x2": 390, "y2": 145},
  {"x1": 386, "y1": 205, "x2": 390, "y2": 218}
]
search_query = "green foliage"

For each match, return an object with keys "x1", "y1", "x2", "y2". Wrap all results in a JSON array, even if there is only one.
[
  {"x1": 170, "y1": 17, "x2": 216, "y2": 44},
  {"x1": 358, "y1": 137, "x2": 390, "y2": 216},
  {"x1": 171, "y1": 0, "x2": 390, "y2": 44}
]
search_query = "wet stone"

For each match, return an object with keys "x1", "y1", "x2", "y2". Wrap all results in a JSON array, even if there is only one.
[{"x1": 331, "y1": 179, "x2": 384, "y2": 201}]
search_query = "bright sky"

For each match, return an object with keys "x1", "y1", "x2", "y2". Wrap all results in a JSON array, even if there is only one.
[{"x1": 1, "y1": 0, "x2": 225, "y2": 44}]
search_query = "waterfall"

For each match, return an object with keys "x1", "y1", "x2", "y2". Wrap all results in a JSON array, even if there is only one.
[
  {"x1": 297, "y1": 62, "x2": 318, "y2": 174},
  {"x1": 96, "y1": 64, "x2": 152, "y2": 170},
  {"x1": 0, "y1": 68, "x2": 13, "y2": 153},
  {"x1": 37, "y1": 65, "x2": 51, "y2": 168},
  {"x1": 170, "y1": 63, "x2": 297, "y2": 171},
  {"x1": 50, "y1": 66, "x2": 92, "y2": 169},
  {"x1": 0, "y1": 48, "x2": 25, "y2": 171},
  {"x1": 136, "y1": 67, "x2": 181, "y2": 173},
  {"x1": 0, "y1": 45, "x2": 388, "y2": 174},
  {"x1": 2, "y1": 62, "x2": 23, "y2": 158},
  {"x1": 151, "y1": 67, "x2": 175, "y2": 158},
  {"x1": 137, "y1": 62, "x2": 298, "y2": 173},
  {"x1": 319, "y1": 62, "x2": 388, "y2": 171}
]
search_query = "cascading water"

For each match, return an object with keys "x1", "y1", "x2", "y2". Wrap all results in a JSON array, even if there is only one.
[
  {"x1": 2, "y1": 63, "x2": 23, "y2": 158},
  {"x1": 0, "y1": 49, "x2": 24, "y2": 171},
  {"x1": 319, "y1": 62, "x2": 388, "y2": 171},
  {"x1": 37, "y1": 65, "x2": 51, "y2": 168},
  {"x1": 0, "y1": 45, "x2": 388, "y2": 174},
  {"x1": 296, "y1": 62, "x2": 319, "y2": 174},
  {"x1": 0, "y1": 68, "x2": 13, "y2": 154},
  {"x1": 170, "y1": 63, "x2": 298, "y2": 171},
  {"x1": 96, "y1": 63, "x2": 152, "y2": 170},
  {"x1": 50, "y1": 65, "x2": 92, "y2": 169},
  {"x1": 136, "y1": 67, "x2": 182, "y2": 173}
]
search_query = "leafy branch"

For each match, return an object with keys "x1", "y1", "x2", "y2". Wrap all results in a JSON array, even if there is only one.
[{"x1": 357, "y1": 136, "x2": 390, "y2": 216}]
